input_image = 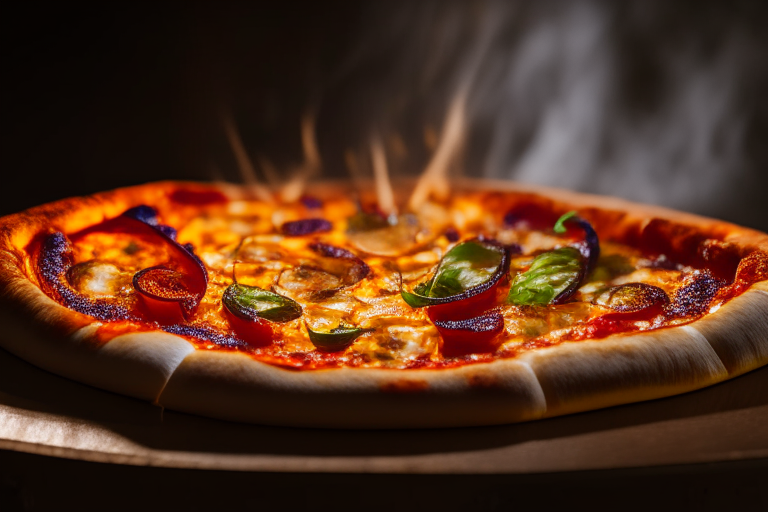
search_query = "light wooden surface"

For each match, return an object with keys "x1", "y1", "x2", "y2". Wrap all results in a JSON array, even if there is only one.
[{"x1": 1, "y1": 347, "x2": 766, "y2": 474}]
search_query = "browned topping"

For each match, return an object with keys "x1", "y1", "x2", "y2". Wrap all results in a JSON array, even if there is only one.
[{"x1": 27, "y1": 187, "x2": 768, "y2": 371}]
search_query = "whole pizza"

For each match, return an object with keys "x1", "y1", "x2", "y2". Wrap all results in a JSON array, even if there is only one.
[{"x1": 0, "y1": 180, "x2": 766, "y2": 428}]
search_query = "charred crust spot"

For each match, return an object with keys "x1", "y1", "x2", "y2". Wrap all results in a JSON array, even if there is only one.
[
  {"x1": 665, "y1": 271, "x2": 724, "y2": 318},
  {"x1": 162, "y1": 324, "x2": 248, "y2": 350},
  {"x1": 380, "y1": 379, "x2": 429, "y2": 393},
  {"x1": 433, "y1": 312, "x2": 504, "y2": 334},
  {"x1": 467, "y1": 373, "x2": 501, "y2": 389},
  {"x1": 37, "y1": 232, "x2": 134, "y2": 321}
]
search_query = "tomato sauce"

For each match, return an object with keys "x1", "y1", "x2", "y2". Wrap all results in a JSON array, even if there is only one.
[{"x1": 29, "y1": 187, "x2": 768, "y2": 371}]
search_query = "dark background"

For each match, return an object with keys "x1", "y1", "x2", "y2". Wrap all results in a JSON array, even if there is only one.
[
  {"x1": 3, "y1": 0, "x2": 768, "y2": 229},
  {"x1": 2, "y1": 1, "x2": 361, "y2": 214}
]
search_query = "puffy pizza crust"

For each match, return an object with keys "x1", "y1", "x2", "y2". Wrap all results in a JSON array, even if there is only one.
[
  {"x1": 0, "y1": 263, "x2": 194, "y2": 402},
  {"x1": 157, "y1": 351, "x2": 546, "y2": 428},
  {"x1": 0, "y1": 180, "x2": 767, "y2": 428}
]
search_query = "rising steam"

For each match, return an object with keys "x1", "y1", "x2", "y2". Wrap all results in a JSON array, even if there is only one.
[{"x1": 221, "y1": 0, "x2": 765, "y2": 223}]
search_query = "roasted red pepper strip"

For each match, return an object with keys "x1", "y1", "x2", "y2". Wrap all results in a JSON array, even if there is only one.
[
  {"x1": 431, "y1": 311, "x2": 505, "y2": 357},
  {"x1": 71, "y1": 205, "x2": 208, "y2": 322}
]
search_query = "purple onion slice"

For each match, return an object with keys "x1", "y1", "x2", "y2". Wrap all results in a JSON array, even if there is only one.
[
  {"x1": 281, "y1": 218, "x2": 332, "y2": 236},
  {"x1": 70, "y1": 205, "x2": 208, "y2": 317},
  {"x1": 308, "y1": 242, "x2": 370, "y2": 286}
]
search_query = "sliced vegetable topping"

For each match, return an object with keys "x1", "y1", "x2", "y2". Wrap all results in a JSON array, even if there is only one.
[
  {"x1": 221, "y1": 283, "x2": 301, "y2": 347},
  {"x1": 134, "y1": 267, "x2": 193, "y2": 302},
  {"x1": 401, "y1": 239, "x2": 510, "y2": 310},
  {"x1": 594, "y1": 283, "x2": 669, "y2": 314},
  {"x1": 664, "y1": 270, "x2": 724, "y2": 318},
  {"x1": 309, "y1": 242, "x2": 370, "y2": 285},
  {"x1": 281, "y1": 218, "x2": 332, "y2": 236},
  {"x1": 67, "y1": 205, "x2": 209, "y2": 322},
  {"x1": 347, "y1": 213, "x2": 422, "y2": 257},
  {"x1": 508, "y1": 248, "x2": 584, "y2": 306},
  {"x1": 222, "y1": 283, "x2": 302, "y2": 322},
  {"x1": 306, "y1": 323, "x2": 375, "y2": 352},
  {"x1": 553, "y1": 211, "x2": 600, "y2": 275},
  {"x1": 132, "y1": 266, "x2": 199, "y2": 324},
  {"x1": 432, "y1": 311, "x2": 505, "y2": 357},
  {"x1": 507, "y1": 212, "x2": 600, "y2": 306},
  {"x1": 578, "y1": 282, "x2": 671, "y2": 340},
  {"x1": 277, "y1": 266, "x2": 344, "y2": 302}
]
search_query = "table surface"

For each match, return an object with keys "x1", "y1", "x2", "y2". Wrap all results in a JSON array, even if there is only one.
[{"x1": 1, "y1": 346, "x2": 767, "y2": 475}]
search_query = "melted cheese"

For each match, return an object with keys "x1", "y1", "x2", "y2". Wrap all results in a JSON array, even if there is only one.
[{"x1": 59, "y1": 191, "x2": 743, "y2": 369}]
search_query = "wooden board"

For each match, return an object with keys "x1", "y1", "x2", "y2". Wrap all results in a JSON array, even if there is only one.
[{"x1": 1, "y1": 347, "x2": 766, "y2": 474}]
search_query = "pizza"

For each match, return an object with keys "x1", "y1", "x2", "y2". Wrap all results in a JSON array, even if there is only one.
[{"x1": 0, "y1": 179, "x2": 766, "y2": 428}]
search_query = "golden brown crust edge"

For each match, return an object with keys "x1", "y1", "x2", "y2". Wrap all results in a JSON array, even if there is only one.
[
  {"x1": 0, "y1": 180, "x2": 766, "y2": 428},
  {"x1": 0, "y1": 182, "x2": 205, "y2": 402}
]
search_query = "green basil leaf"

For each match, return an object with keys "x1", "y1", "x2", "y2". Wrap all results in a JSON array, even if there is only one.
[
  {"x1": 401, "y1": 240, "x2": 507, "y2": 308},
  {"x1": 507, "y1": 247, "x2": 584, "y2": 306},
  {"x1": 306, "y1": 323, "x2": 374, "y2": 351},
  {"x1": 553, "y1": 211, "x2": 578, "y2": 234},
  {"x1": 223, "y1": 283, "x2": 302, "y2": 322}
]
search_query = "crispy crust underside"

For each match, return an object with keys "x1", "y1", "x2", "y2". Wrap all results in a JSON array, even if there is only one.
[{"x1": 0, "y1": 180, "x2": 766, "y2": 428}]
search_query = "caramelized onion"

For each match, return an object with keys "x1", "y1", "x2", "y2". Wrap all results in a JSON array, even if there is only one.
[
  {"x1": 277, "y1": 266, "x2": 343, "y2": 302},
  {"x1": 595, "y1": 283, "x2": 670, "y2": 314},
  {"x1": 309, "y1": 242, "x2": 370, "y2": 286},
  {"x1": 347, "y1": 215, "x2": 421, "y2": 257}
]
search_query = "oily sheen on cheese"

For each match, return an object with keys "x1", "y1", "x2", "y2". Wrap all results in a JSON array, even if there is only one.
[{"x1": 48, "y1": 185, "x2": 766, "y2": 370}]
